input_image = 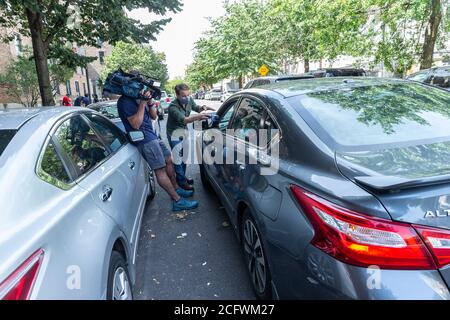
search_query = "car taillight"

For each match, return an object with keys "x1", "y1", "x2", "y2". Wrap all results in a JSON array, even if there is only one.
[
  {"x1": 290, "y1": 186, "x2": 436, "y2": 270},
  {"x1": 0, "y1": 250, "x2": 44, "y2": 300},
  {"x1": 415, "y1": 226, "x2": 450, "y2": 268}
]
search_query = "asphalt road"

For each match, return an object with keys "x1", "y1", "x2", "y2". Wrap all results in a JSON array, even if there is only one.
[{"x1": 133, "y1": 99, "x2": 255, "y2": 300}]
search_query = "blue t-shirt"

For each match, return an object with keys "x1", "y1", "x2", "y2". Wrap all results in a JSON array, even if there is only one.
[{"x1": 117, "y1": 95, "x2": 157, "y2": 145}]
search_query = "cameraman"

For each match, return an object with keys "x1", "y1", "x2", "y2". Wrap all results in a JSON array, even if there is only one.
[{"x1": 117, "y1": 74, "x2": 199, "y2": 212}]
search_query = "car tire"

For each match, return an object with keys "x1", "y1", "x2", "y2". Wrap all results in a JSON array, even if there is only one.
[
  {"x1": 147, "y1": 165, "x2": 156, "y2": 201},
  {"x1": 107, "y1": 251, "x2": 133, "y2": 300},
  {"x1": 200, "y1": 164, "x2": 212, "y2": 191},
  {"x1": 241, "y1": 210, "x2": 272, "y2": 300}
]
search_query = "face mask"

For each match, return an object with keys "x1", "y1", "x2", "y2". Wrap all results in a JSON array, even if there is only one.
[{"x1": 179, "y1": 96, "x2": 189, "y2": 105}]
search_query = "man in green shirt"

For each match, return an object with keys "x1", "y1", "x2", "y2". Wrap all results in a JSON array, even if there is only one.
[{"x1": 167, "y1": 83, "x2": 215, "y2": 190}]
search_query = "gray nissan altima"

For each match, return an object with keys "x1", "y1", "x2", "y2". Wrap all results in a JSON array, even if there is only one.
[
  {"x1": 199, "y1": 77, "x2": 450, "y2": 300},
  {"x1": 0, "y1": 107, "x2": 155, "y2": 300}
]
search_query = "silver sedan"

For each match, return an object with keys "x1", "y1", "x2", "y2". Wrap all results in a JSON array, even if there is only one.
[{"x1": 0, "y1": 107, "x2": 155, "y2": 300}]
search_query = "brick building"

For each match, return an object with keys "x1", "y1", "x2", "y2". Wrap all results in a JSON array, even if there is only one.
[{"x1": 0, "y1": 27, "x2": 112, "y2": 107}]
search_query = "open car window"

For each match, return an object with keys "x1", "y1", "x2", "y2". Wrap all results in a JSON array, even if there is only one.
[{"x1": 54, "y1": 115, "x2": 110, "y2": 178}]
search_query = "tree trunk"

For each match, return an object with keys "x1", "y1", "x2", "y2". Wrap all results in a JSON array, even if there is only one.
[
  {"x1": 238, "y1": 75, "x2": 244, "y2": 89},
  {"x1": 420, "y1": 0, "x2": 442, "y2": 70},
  {"x1": 304, "y1": 59, "x2": 310, "y2": 73},
  {"x1": 25, "y1": 8, "x2": 55, "y2": 106}
]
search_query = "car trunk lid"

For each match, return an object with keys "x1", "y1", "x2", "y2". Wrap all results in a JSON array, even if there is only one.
[{"x1": 336, "y1": 139, "x2": 450, "y2": 231}]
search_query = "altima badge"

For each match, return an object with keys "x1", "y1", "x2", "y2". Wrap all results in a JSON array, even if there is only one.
[{"x1": 425, "y1": 210, "x2": 450, "y2": 218}]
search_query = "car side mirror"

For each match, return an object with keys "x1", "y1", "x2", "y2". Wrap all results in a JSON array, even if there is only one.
[
  {"x1": 202, "y1": 114, "x2": 220, "y2": 130},
  {"x1": 127, "y1": 131, "x2": 145, "y2": 143}
]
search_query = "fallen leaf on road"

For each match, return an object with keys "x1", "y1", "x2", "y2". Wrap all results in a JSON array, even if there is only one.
[
  {"x1": 202, "y1": 262, "x2": 207, "y2": 266},
  {"x1": 176, "y1": 212, "x2": 189, "y2": 220},
  {"x1": 177, "y1": 233, "x2": 188, "y2": 239},
  {"x1": 152, "y1": 278, "x2": 160, "y2": 285},
  {"x1": 197, "y1": 233, "x2": 202, "y2": 237}
]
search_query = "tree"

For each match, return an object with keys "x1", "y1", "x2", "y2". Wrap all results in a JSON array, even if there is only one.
[
  {"x1": 420, "y1": 0, "x2": 443, "y2": 69},
  {"x1": 188, "y1": 0, "x2": 281, "y2": 88},
  {"x1": 359, "y1": 0, "x2": 450, "y2": 75},
  {"x1": 0, "y1": 0, "x2": 182, "y2": 106},
  {"x1": 165, "y1": 77, "x2": 186, "y2": 94},
  {"x1": 186, "y1": 38, "x2": 222, "y2": 90},
  {"x1": 0, "y1": 48, "x2": 72, "y2": 107},
  {"x1": 101, "y1": 41, "x2": 169, "y2": 88}
]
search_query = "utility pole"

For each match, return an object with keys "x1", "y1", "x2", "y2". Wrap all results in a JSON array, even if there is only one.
[{"x1": 85, "y1": 64, "x2": 92, "y2": 100}]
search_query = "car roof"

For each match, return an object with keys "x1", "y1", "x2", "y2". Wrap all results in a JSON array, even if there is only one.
[
  {"x1": 251, "y1": 77, "x2": 407, "y2": 98},
  {"x1": 251, "y1": 74, "x2": 313, "y2": 81},
  {"x1": 0, "y1": 108, "x2": 52, "y2": 130},
  {"x1": 0, "y1": 107, "x2": 86, "y2": 130}
]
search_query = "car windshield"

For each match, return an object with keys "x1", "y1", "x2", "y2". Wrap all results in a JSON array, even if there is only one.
[
  {"x1": 92, "y1": 104, "x2": 119, "y2": 119},
  {"x1": 0, "y1": 130, "x2": 17, "y2": 157},
  {"x1": 291, "y1": 82, "x2": 450, "y2": 150}
]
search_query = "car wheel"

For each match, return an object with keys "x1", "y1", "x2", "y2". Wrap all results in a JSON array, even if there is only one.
[
  {"x1": 147, "y1": 165, "x2": 156, "y2": 201},
  {"x1": 200, "y1": 164, "x2": 212, "y2": 190},
  {"x1": 241, "y1": 210, "x2": 272, "y2": 300},
  {"x1": 107, "y1": 251, "x2": 133, "y2": 300}
]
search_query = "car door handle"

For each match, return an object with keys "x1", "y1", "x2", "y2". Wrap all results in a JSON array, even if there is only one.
[
  {"x1": 129, "y1": 161, "x2": 136, "y2": 170},
  {"x1": 100, "y1": 186, "x2": 113, "y2": 202}
]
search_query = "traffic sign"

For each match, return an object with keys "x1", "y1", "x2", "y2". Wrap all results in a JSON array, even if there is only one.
[{"x1": 258, "y1": 64, "x2": 269, "y2": 77}]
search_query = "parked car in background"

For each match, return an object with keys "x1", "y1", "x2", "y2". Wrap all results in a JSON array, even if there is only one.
[
  {"x1": 309, "y1": 68, "x2": 366, "y2": 78},
  {"x1": 243, "y1": 74, "x2": 314, "y2": 89},
  {"x1": 199, "y1": 77, "x2": 450, "y2": 300},
  {"x1": 88, "y1": 101, "x2": 125, "y2": 132},
  {"x1": 0, "y1": 107, "x2": 156, "y2": 300},
  {"x1": 206, "y1": 88, "x2": 222, "y2": 101},
  {"x1": 158, "y1": 91, "x2": 173, "y2": 113},
  {"x1": 195, "y1": 90, "x2": 206, "y2": 100},
  {"x1": 220, "y1": 88, "x2": 240, "y2": 102},
  {"x1": 407, "y1": 66, "x2": 450, "y2": 91}
]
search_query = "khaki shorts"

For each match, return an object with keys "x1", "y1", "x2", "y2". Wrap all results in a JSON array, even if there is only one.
[{"x1": 138, "y1": 139, "x2": 171, "y2": 170}]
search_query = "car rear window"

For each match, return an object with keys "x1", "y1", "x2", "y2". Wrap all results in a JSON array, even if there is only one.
[
  {"x1": 290, "y1": 82, "x2": 450, "y2": 150},
  {"x1": 0, "y1": 130, "x2": 17, "y2": 157},
  {"x1": 92, "y1": 104, "x2": 119, "y2": 119}
]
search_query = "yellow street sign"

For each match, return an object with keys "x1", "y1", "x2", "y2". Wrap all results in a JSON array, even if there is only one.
[{"x1": 258, "y1": 64, "x2": 269, "y2": 77}]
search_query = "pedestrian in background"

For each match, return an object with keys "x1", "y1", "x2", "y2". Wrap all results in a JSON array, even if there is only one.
[
  {"x1": 83, "y1": 93, "x2": 91, "y2": 106},
  {"x1": 74, "y1": 95, "x2": 83, "y2": 107},
  {"x1": 166, "y1": 83, "x2": 214, "y2": 191},
  {"x1": 62, "y1": 93, "x2": 72, "y2": 107}
]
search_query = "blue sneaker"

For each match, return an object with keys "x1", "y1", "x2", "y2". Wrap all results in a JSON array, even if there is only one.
[
  {"x1": 176, "y1": 188, "x2": 194, "y2": 198},
  {"x1": 173, "y1": 198, "x2": 199, "y2": 212}
]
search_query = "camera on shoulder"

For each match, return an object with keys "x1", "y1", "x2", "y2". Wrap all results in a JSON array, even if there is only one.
[{"x1": 103, "y1": 69, "x2": 162, "y2": 101}]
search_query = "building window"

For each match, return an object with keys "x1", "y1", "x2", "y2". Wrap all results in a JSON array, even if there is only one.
[
  {"x1": 65, "y1": 81, "x2": 72, "y2": 95},
  {"x1": 14, "y1": 36, "x2": 23, "y2": 55},
  {"x1": 53, "y1": 81, "x2": 61, "y2": 95},
  {"x1": 83, "y1": 83, "x2": 87, "y2": 95},
  {"x1": 91, "y1": 80, "x2": 98, "y2": 96},
  {"x1": 74, "y1": 81, "x2": 80, "y2": 95},
  {"x1": 99, "y1": 51, "x2": 105, "y2": 65}
]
